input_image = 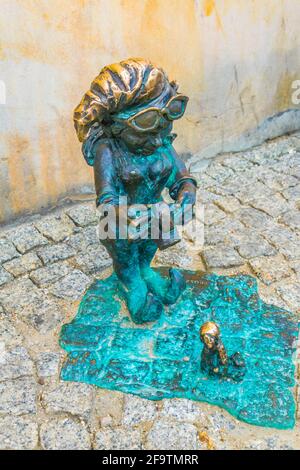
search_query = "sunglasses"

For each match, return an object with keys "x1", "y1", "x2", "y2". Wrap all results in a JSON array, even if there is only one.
[{"x1": 113, "y1": 94, "x2": 189, "y2": 132}]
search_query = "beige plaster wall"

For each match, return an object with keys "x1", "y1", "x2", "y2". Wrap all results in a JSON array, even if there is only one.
[{"x1": 0, "y1": 0, "x2": 299, "y2": 222}]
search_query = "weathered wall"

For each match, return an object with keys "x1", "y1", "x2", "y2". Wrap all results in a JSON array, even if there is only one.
[{"x1": 0, "y1": 0, "x2": 299, "y2": 223}]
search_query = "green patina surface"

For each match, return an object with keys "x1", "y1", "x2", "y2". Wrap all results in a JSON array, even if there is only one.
[{"x1": 60, "y1": 269, "x2": 299, "y2": 429}]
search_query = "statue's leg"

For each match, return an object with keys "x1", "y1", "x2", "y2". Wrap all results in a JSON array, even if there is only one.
[
  {"x1": 102, "y1": 239, "x2": 162, "y2": 323},
  {"x1": 138, "y1": 240, "x2": 186, "y2": 305},
  {"x1": 138, "y1": 240, "x2": 168, "y2": 297}
]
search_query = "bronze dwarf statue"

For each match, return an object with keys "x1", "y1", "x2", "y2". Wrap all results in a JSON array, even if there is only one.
[{"x1": 73, "y1": 58, "x2": 197, "y2": 324}]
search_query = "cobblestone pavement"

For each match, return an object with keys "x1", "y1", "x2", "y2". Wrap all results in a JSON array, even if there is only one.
[{"x1": 0, "y1": 133, "x2": 299, "y2": 450}]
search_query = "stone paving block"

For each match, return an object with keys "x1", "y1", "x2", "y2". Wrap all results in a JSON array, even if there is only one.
[
  {"x1": 277, "y1": 241, "x2": 300, "y2": 261},
  {"x1": 290, "y1": 260, "x2": 300, "y2": 278},
  {"x1": 49, "y1": 270, "x2": 91, "y2": 300},
  {"x1": 0, "y1": 266, "x2": 13, "y2": 286},
  {"x1": 283, "y1": 184, "x2": 300, "y2": 202},
  {"x1": 29, "y1": 261, "x2": 72, "y2": 287},
  {"x1": 37, "y1": 243, "x2": 76, "y2": 265},
  {"x1": 0, "y1": 377, "x2": 37, "y2": 415},
  {"x1": 206, "y1": 164, "x2": 234, "y2": 184},
  {"x1": 261, "y1": 141, "x2": 294, "y2": 159},
  {"x1": 237, "y1": 207, "x2": 273, "y2": 229},
  {"x1": 280, "y1": 209, "x2": 300, "y2": 231},
  {"x1": 216, "y1": 175, "x2": 256, "y2": 198},
  {"x1": 36, "y1": 352, "x2": 60, "y2": 378},
  {"x1": 94, "y1": 389, "x2": 124, "y2": 426},
  {"x1": 202, "y1": 246, "x2": 244, "y2": 269},
  {"x1": 206, "y1": 408, "x2": 239, "y2": 433},
  {"x1": 66, "y1": 203, "x2": 98, "y2": 227},
  {"x1": 195, "y1": 174, "x2": 217, "y2": 189},
  {"x1": 289, "y1": 163, "x2": 300, "y2": 179},
  {"x1": 204, "y1": 203, "x2": 226, "y2": 226},
  {"x1": 34, "y1": 214, "x2": 75, "y2": 242},
  {"x1": 262, "y1": 224, "x2": 298, "y2": 246},
  {"x1": 249, "y1": 255, "x2": 291, "y2": 285},
  {"x1": 146, "y1": 419, "x2": 202, "y2": 450},
  {"x1": 7, "y1": 224, "x2": 48, "y2": 254},
  {"x1": 241, "y1": 149, "x2": 268, "y2": 165},
  {"x1": 269, "y1": 137, "x2": 300, "y2": 155},
  {"x1": 221, "y1": 154, "x2": 254, "y2": 171},
  {"x1": 258, "y1": 169, "x2": 298, "y2": 192},
  {"x1": 74, "y1": 243, "x2": 112, "y2": 274},
  {"x1": 0, "y1": 346, "x2": 34, "y2": 381},
  {"x1": 196, "y1": 188, "x2": 220, "y2": 204},
  {"x1": 40, "y1": 417, "x2": 91, "y2": 450},
  {"x1": 0, "y1": 416, "x2": 38, "y2": 450},
  {"x1": 272, "y1": 160, "x2": 295, "y2": 175},
  {"x1": 0, "y1": 238, "x2": 20, "y2": 264},
  {"x1": 204, "y1": 219, "x2": 245, "y2": 246},
  {"x1": 215, "y1": 196, "x2": 241, "y2": 214},
  {"x1": 182, "y1": 217, "x2": 204, "y2": 244},
  {"x1": 276, "y1": 283, "x2": 300, "y2": 313},
  {"x1": 122, "y1": 395, "x2": 158, "y2": 426},
  {"x1": 236, "y1": 239, "x2": 276, "y2": 259},
  {"x1": 161, "y1": 399, "x2": 206, "y2": 423},
  {"x1": 230, "y1": 230, "x2": 268, "y2": 247},
  {"x1": 249, "y1": 194, "x2": 289, "y2": 218},
  {"x1": 67, "y1": 225, "x2": 98, "y2": 252},
  {"x1": 0, "y1": 319, "x2": 23, "y2": 347},
  {"x1": 237, "y1": 182, "x2": 273, "y2": 205},
  {"x1": 21, "y1": 296, "x2": 65, "y2": 333},
  {"x1": 258, "y1": 288, "x2": 292, "y2": 312},
  {"x1": 41, "y1": 382, "x2": 94, "y2": 419},
  {"x1": 202, "y1": 410, "x2": 252, "y2": 449},
  {"x1": 208, "y1": 184, "x2": 231, "y2": 197},
  {"x1": 242, "y1": 436, "x2": 298, "y2": 450},
  {"x1": 95, "y1": 426, "x2": 143, "y2": 450},
  {"x1": 0, "y1": 278, "x2": 42, "y2": 314},
  {"x1": 155, "y1": 240, "x2": 196, "y2": 268},
  {"x1": 3, "y1": 252, "x2": 42, "y2": 277},
  {"x1": 283, "y1": 150, "x2": 300, "y2": 165}
]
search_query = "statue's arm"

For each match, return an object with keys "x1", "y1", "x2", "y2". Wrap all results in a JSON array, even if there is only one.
[
  {"x1": 167, "y1": 146, "x2": 197, "y2": 206},
  {"x1": 217, "y1": 340, "x2": 228, "y2": 366},
  {"x1": 93, "y1": 143, "x2": 134, "y2": 234},
  {"x1": 93, "y1": 142, "x2": 119, "y2": 206}
]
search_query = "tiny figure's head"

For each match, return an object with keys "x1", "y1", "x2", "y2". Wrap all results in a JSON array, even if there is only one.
[
  {"x1": 74, "y1": 58, "x2": 189, "y2": 161},
  {"x1": 200, "y1": 321, "x2": 220, "y2": 350}
]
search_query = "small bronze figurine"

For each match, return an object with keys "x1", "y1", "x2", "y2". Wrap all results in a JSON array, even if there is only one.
[
  {"x1": 200, "y1": 321, "x2": 246, "y2": 381},
  {"x1": 200, "y1": 321, "x2": 228, "y2": 374},
  {"x1": 73, "y1": 58, "x2": 197, "y2": 324}
]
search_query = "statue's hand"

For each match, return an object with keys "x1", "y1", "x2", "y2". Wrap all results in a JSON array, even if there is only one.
[{"x1": 176, "y1": 182, "x2": 196, "y2": 207}]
